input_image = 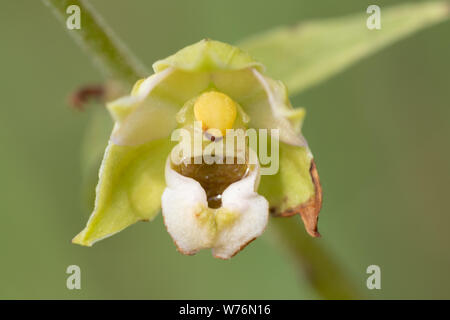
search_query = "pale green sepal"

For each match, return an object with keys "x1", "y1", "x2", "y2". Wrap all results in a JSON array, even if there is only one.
[
  {"x1": 259, "y1": 142, "x2": 314, "y2": 213},
  {"x1": 107, "y1": 95, "x2": 140, "y2": 122},
  {"x1": 107, "y1": 68, "x2": 180, "y2": 146},
  {"x1": 108, "y1": 68, "x2": 213, "y2": 146},
  {"x1": 153, "y1": 39, "x2": 265, "y2": 73},
  {"x1": 80, "y1": 107, "x2": 113, "y2": 211},
  {"x1": 73, "y1": 138, "x2": 173, "y2": 246},
  {"x1": 285, "y1": 108, "x2": 306, "y2": 135}
]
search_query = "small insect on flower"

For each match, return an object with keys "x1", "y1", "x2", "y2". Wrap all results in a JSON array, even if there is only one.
[{"x1": 73, "y1": 39, "x2": 322, "y2": 259}]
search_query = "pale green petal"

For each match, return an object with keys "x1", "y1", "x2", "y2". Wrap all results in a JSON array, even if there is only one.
[
  {"x1": 213, "y1": 68, "x2": 306, "y2": 146},
  {"x1": 107, "y1": 95, "x2": 141, "y2": 122},
  {"x1": 249, "y1": 69, "x2": 307, "y2": 145},
  {"x1": 152, "y1": 39, "x2": 309, "y2": 146},
  {"x1": 73, "y1": 138, "x2": 173, "y2": 246},
  {"x1": 108, "y1": 68, "x2": 210, "y2": 146},
  {"x1": 240, "y1": 1, "x2": 449, "y2": 95},
  {"x1": 153, "y1": 39, "x2": 264, "y2": 73}
]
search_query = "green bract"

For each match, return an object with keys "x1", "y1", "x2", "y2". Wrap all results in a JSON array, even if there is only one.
[{"x1": 73, "y1": 39, "x2": 322, "y2": 252}]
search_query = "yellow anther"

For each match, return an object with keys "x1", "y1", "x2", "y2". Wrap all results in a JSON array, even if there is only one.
[{"x1": 193, "y1": 91, "x2": 237, "y2": 136}]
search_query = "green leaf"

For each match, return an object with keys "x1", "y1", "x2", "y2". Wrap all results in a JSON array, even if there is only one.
[
  {"x1": 73, "y1": 138, "x2": 173, "y2": 246},
  {"x1": 239, "y1": 1, "x2": 449, "y2": 95}
]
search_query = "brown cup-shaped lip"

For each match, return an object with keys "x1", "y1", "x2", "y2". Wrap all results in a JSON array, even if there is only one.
[{"x1": 172, "y1": 154, "x2": 250, "y2": 209}]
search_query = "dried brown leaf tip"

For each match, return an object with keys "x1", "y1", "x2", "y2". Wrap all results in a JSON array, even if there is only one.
[
  {"x1": 280, "y1": 160, "x2": 323, "y2": 237},
  {"x1": 68, "y1": 84, "x2": 105, "y2": 111}
]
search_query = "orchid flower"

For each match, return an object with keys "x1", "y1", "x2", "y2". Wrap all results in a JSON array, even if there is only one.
[{"x1": 73, "y1": 39, "x2": 322, "y2": 259}]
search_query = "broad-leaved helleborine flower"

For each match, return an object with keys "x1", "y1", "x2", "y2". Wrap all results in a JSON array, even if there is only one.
[{"x1": 73, "y1": 39, "x2": 322, "y2": 259}]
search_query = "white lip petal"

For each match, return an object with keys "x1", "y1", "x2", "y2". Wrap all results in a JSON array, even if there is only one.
[
  {"x1": 212, "y1": 165, "x2": 268, "y2": 259},
  {"x1": 161, "y1": 158, "x2": 211, "y2": 255},
  {"x1": 161, "y1": 150, "x2": 269, "y2": 259}
]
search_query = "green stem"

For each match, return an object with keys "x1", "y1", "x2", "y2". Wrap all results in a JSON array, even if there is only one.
[
  {"x1": 43, "y1": 0, "x2": 148, "y2": 88},
  {"x1": 44, "y1": 0, "x2": 360, "y2": 299},
  {"x1": 269, "y1": 217, "x2": 360, "y2": 299}
]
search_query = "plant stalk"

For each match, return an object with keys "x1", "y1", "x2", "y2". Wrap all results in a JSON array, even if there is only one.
[{"x1": 43, "y1": 0, "x2": 148, "y2": 88}]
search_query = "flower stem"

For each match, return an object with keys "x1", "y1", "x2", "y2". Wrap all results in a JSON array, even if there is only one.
[
  {"x1": 269, "y1": 217, "x2": 361, "y2": 299},
  {"x1": 43, "y1": 0, "x2": 148, "y2": 88},
  {"x1": 44, "y1": 0, "x2": 360, "y2": 299}
]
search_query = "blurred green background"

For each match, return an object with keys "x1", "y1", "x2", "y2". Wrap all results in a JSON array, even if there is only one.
[{"x1": 1, "y1": 0, "x2": 449, "y2": 299}]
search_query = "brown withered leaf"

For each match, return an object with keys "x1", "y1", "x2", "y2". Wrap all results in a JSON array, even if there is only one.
[
  {"x1": 68, "y1": 84, "x2": 105, "y2": 111},
  {"x1": 68, "y1": 81, "x2": 125, "y2": 111}
]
